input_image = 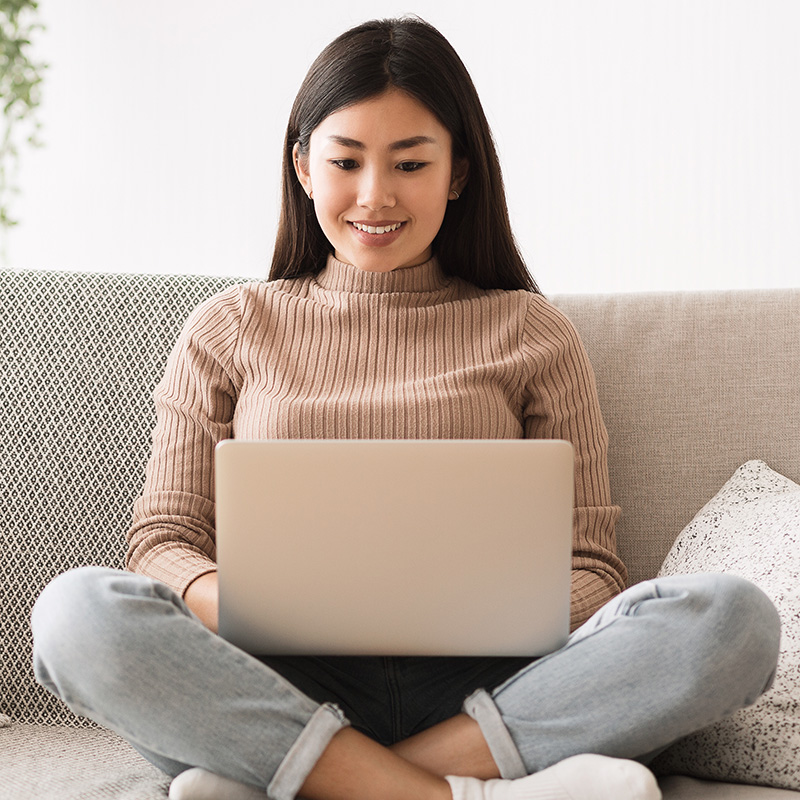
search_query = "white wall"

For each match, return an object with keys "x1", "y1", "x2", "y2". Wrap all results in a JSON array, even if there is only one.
[{"x1": 5, "y1": 0, "x2": 799, "y2": 294}]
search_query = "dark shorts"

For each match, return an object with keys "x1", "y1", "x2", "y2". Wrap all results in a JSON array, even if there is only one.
[{"x1": 259, "y1": 655, "x2": 532, "y2": 747}]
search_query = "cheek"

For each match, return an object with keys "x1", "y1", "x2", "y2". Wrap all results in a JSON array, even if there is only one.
[
  {"x1": 311, "y1": 183, "x2": 350, "y2": 233},
  {"x1": 413, "y1": 184, "x2": 450, "y2": 231}
]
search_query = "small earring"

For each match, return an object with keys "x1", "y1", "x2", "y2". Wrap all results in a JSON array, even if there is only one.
[
  {"x1": 308, "y1": 190, "x2": 314, "y2": 199},
  {"x1": 450, "y1": 190, "x2": 460, "y2": 200}
]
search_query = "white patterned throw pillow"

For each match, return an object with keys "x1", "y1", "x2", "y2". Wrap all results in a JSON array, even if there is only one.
[{"x1": 654, "y1": 460, "x2": 800, "y2": 790}]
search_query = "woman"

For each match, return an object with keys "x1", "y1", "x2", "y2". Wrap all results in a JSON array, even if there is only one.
[{"x1": 32, "y1": 17, "x2": 779, "y2": 800}]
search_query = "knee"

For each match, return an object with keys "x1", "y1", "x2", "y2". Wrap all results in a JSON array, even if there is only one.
[
  {"x1": 710, "y1": 574, "x2": 780, "y2": 690},
  {"x1": 662, "y1": 573, "x2": 780, "y2": 701},
  {"x1": 689, "y1": 573, "x2": 778, "y2": 650},
  {"x1": 32, "y1": 566, "x2": 170, "y2": 686},
  {"x1": 33, "y1": 567, "x2": 122, "y2": 674}
]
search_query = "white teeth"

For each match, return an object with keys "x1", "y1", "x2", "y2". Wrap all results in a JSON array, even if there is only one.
[{"x1": 352, "y1": 222, "x2": 402, "y2": 234}]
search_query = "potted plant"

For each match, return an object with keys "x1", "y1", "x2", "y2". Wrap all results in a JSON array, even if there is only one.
[{"x1": 0, "y1": 0, "x2": 46, "y2": 263}]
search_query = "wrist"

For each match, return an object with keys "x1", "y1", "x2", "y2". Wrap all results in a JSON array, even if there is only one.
[{"x1": 184, "y1": 571, "x2": 219, "y2": 633}]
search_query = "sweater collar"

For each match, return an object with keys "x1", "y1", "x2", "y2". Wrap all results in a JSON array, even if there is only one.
[{"x1": 315, "y1": 254, "x2": 451, "y2": 294}]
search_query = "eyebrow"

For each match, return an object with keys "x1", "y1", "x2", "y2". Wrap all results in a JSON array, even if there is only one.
[{"x1": 327, "y1": 135, "x2": 437, "y2": 151}]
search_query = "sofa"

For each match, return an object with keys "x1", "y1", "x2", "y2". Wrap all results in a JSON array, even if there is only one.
[{"x1": 1, "y1": 268, "x2": 798, "y2": 799}]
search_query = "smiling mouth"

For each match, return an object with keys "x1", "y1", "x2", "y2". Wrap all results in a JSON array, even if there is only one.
[{"x1": 350, "y1": 221, "x2": 405, "y2": 235}]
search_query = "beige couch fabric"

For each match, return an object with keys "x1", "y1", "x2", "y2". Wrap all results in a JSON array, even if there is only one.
[
  {"x1": 552, "y1": 289, "x2": 800, "y2": 587},
  {"x1": 660, "y1": 776, "x2": 800, "y2": 799}
]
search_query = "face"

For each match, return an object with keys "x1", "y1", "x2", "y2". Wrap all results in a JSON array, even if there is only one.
[{"x1": 294, "y1": 89, "x2": 468, "y2": 272}]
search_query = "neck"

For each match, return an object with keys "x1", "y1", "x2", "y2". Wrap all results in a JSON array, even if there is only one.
[{"x1": 315, "y1": 254, "x2": 451, "y2": 294}]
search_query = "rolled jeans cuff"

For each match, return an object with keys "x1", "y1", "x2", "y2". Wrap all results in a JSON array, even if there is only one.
[
  {"x1": 267, "y1": 702, "x2": 350, "y2": 800},
  {"x1": 463, "y1": 688, "x2": 527, "y2": 779}
]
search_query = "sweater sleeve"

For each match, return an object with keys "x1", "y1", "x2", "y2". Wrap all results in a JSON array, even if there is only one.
[
  {"x1": 521, "y1": 296, "x2": 627, "y2": 631},
  {"x1": 125, "y1": 285, "x2": 244, "y2": 597}
]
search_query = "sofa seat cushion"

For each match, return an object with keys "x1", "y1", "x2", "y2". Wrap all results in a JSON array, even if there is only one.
[
  {"x1": 660, "y1": 776, "x2": 800, "y2": 798},
  {"x1": 3, "y1": 723, "x2": 799, "y2": 799},
  {"x1": 3, "y1": 723, "x2": 799, "y2": 800},
  {"x1": 0, "y1": 723, "x2": 169, "y2": 799}
]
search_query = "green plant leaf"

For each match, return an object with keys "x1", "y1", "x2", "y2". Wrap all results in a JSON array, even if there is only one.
[{"x1": 0, "y1": 0, "x2": 46, "y2": 248}]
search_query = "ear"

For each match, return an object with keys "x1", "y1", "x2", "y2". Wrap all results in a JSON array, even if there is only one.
[
  {"x1": 293, "y1": 142, "x2": 313, "y2": 198},
  {"x1": 450, "y1": 156, "x2": 469, "y2": 196}
]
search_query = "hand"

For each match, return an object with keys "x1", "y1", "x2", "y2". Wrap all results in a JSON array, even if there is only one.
[{"x1": 184, "y1": 571, "x2": 219, "y2": 633}]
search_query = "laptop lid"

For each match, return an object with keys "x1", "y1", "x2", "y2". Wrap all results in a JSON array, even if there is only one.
[{"x1": 216, "y1": 439, "x2": 573, "y2": 657}]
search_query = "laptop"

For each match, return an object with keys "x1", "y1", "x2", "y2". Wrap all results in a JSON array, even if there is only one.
[{"x1": 215, "y1": 439, "x2": 573, "y2": 657}]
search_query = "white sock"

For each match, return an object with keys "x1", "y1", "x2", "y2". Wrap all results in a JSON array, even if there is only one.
[
  {"x1": 168, "y1": 767, "x2": 266, "y2": 800},
  {"x1": 446, "y1": 754, "x2": 661, "y2": 800}
]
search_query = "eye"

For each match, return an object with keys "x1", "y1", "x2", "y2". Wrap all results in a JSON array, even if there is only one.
[
  {"x1": 329, "y1": 159, "x2": 359, "y2": 170},
  {"x1": 397, "y1": 161, "x2": 427, "y2": 173}
]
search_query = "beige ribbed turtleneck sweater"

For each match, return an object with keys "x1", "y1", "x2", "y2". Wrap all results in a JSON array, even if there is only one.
[{"x1": 126, "y1": 255, "x2": 626, "y2": 630}]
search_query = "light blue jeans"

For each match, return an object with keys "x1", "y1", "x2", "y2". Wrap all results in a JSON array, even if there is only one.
[{"x1": 32, "y1": 568, "x2": 779, "y2": 800}]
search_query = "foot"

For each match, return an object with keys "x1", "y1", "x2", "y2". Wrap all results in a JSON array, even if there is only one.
[
  {"x1": 169, "y1": 767, "x2": 265, "y2": 799},
  {"x1": 446, "y1": 754, "x2": 661, "y2": 800}
]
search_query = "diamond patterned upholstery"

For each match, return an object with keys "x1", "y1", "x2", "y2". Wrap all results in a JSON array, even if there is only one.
[{"x1": 0, "y1": 270, "x2": 247, "y2": 725}]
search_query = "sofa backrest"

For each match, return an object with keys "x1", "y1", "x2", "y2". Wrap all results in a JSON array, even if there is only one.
[
  {"x1": 552, "y1": 289, "x2": 800, "y2": 585},
  {"x1": 2, "y1": 271, "x2": 798, "y2": 725}
]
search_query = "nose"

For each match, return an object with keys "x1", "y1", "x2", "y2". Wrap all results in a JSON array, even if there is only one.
[{"x1": 357, "y1": 166, "x2": 396, "y2": 212}]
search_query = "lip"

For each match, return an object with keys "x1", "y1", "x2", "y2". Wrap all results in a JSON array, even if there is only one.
[
  {"x1": 348, "y1": 220, "x2": 406, "y2": 231},
  {"x1": 348, "y1": 220, "x2": 406, "y2": 247},
  {"x1": 349, "y1": 220, "x2": 405, "y2": 226}
]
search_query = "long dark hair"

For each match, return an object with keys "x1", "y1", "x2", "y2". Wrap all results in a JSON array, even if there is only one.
[{"x1": 270, "y1": 17, "x2": 540, "y2": 293}]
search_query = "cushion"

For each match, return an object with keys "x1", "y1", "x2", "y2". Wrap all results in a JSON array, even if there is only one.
[
  {"x1": 653, "y1": 460, "x2": 800, "y2": 790},
  {"x1": 0, "y1": 723, "x2": 169, "y2": 798},
  {"x1": 0, "y1": 270, "x2": 244, "y2": 725}
]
